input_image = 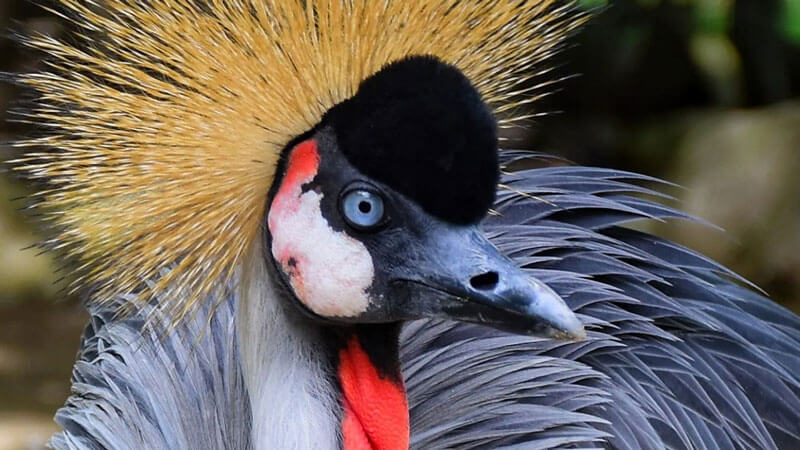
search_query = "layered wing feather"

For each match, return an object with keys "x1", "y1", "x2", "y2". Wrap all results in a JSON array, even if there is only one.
[
  {"x1": 404, "y1": 153, "x2": 800, "y2": 449},
  {"x1": 51, "y1": 290, "x2": 252, "y2": 449}
]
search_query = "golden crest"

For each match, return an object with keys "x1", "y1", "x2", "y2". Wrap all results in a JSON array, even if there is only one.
[{"x1": 14, "y1": 0, "x2": 583, "y2": 327}]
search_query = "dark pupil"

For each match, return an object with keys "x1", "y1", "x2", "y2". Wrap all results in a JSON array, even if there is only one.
[{"x1": 358, "y1": 201, "x2": 372, "y2": 214}]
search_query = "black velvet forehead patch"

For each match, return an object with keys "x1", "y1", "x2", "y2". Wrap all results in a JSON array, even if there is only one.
[{"x1": 323, "y1": 56, "x2": 499, "y2": 224}]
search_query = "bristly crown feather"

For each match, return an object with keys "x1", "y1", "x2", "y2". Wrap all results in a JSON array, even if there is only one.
[{"x1": 12, "y1": 0, "x2": 584, "y2": 328}]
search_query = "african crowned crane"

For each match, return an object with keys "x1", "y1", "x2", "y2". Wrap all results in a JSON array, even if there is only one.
[{"x1": 12, "y1": 0, "x2": 800, "y2": 449}]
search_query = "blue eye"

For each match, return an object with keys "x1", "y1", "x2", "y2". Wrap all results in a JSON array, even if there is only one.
[{"x1": 342, "y1": 189, "x2": 385, "y2": 230}]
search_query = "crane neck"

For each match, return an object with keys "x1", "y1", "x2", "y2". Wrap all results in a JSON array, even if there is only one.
[{"x1": 237, "y1": 246, "x2": 409, "y2": 450}]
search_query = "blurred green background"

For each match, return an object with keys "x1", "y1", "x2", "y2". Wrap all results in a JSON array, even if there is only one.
[{"x1": 1, "y1": 0, "x2": 799, "y2": 448}]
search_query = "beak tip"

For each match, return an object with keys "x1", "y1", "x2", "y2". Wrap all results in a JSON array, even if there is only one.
[
  {"x1": 553, "y1": 325, "x2": 587, "y2": 342},
  {"x1": 525, "y1": 281, "x2": 585, "y2": 341},
  {"x1": 544, "y1": 312, "x2": 586, "y2": 341}
]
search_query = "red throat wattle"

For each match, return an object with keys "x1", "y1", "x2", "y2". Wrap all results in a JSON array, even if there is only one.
[{"x1": 339, "y1": 336, "x2": 410, "y2": 450}]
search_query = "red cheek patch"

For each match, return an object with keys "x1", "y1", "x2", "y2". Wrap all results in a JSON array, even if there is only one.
[
  {"x1": 268, "y1": 140, "x2": 375, "y2": 317},
  {"x1": 271, "y1": 140, "x2": 321, "y2": 215},
  {"x1": 269, "y1": 140, "x2": 320, "y2": 292}
]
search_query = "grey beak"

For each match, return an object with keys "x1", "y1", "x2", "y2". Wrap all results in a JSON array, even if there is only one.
[{"x1": 388, "y1": 224, "x2": 585, "y2": 340}]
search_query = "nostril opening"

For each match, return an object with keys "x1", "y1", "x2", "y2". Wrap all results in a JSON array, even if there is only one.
[{"x1": 470, "y1": 271, "x2": 499, "y2": 291}]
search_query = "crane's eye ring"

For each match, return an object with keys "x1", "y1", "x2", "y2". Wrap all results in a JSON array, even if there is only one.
[{"x1": 341, "y1": 187, "x2": 386, "y2": 231}]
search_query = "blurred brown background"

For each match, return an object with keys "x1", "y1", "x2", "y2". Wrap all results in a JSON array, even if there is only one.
[{"x1": 1, "y1": 0, "x2": 799, "y2": 448}]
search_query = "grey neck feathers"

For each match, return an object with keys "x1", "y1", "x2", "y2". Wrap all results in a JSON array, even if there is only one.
[{"x1": 237, "y1": 245, "x2": 340, "y2": 450}]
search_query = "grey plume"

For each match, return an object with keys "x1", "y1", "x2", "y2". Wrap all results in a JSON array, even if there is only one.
[
  {"x1": 51, "y1": 291, "x2": 252, "y2": 450},
  {"x1": 51, "y1": 151, "x2": 800, "y2": 449},
  {"x1": 404, "y1": 152, "x2": 800, "y2": 449}
]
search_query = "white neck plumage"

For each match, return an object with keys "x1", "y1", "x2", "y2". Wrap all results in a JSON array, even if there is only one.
[{"x1": 236, "y1": 245, "x2": 341, "y2": 450}]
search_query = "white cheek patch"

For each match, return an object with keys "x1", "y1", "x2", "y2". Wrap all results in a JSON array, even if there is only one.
[{"x1": 268, "y1": 159, "x2": 374, "y2": 318}]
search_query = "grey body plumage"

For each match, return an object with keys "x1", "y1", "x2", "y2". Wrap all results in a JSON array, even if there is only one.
[
  {"x1": 52, "y1": 292, "x2": 252, "y2": 450},
  {"x1": 52, "y1": 153, "x2": 800, "y2": 449}
]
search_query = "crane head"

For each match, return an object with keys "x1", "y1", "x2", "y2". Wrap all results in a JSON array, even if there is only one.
[
  {"x1": 266, "y1": 57, "x2": 584, "y2": 340},
  {"x1": 15, "y1": 1, "x2": 585, "y2": 333}
]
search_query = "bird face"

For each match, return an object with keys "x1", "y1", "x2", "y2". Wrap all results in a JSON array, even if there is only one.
[{"x1": 265, "y1": 56, "x2": 584, "y2": 339}]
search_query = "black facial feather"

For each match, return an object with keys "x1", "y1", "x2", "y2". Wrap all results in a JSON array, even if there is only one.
[{"x1": 323, "y1": 55, "x2": 499, "y2": 224}]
